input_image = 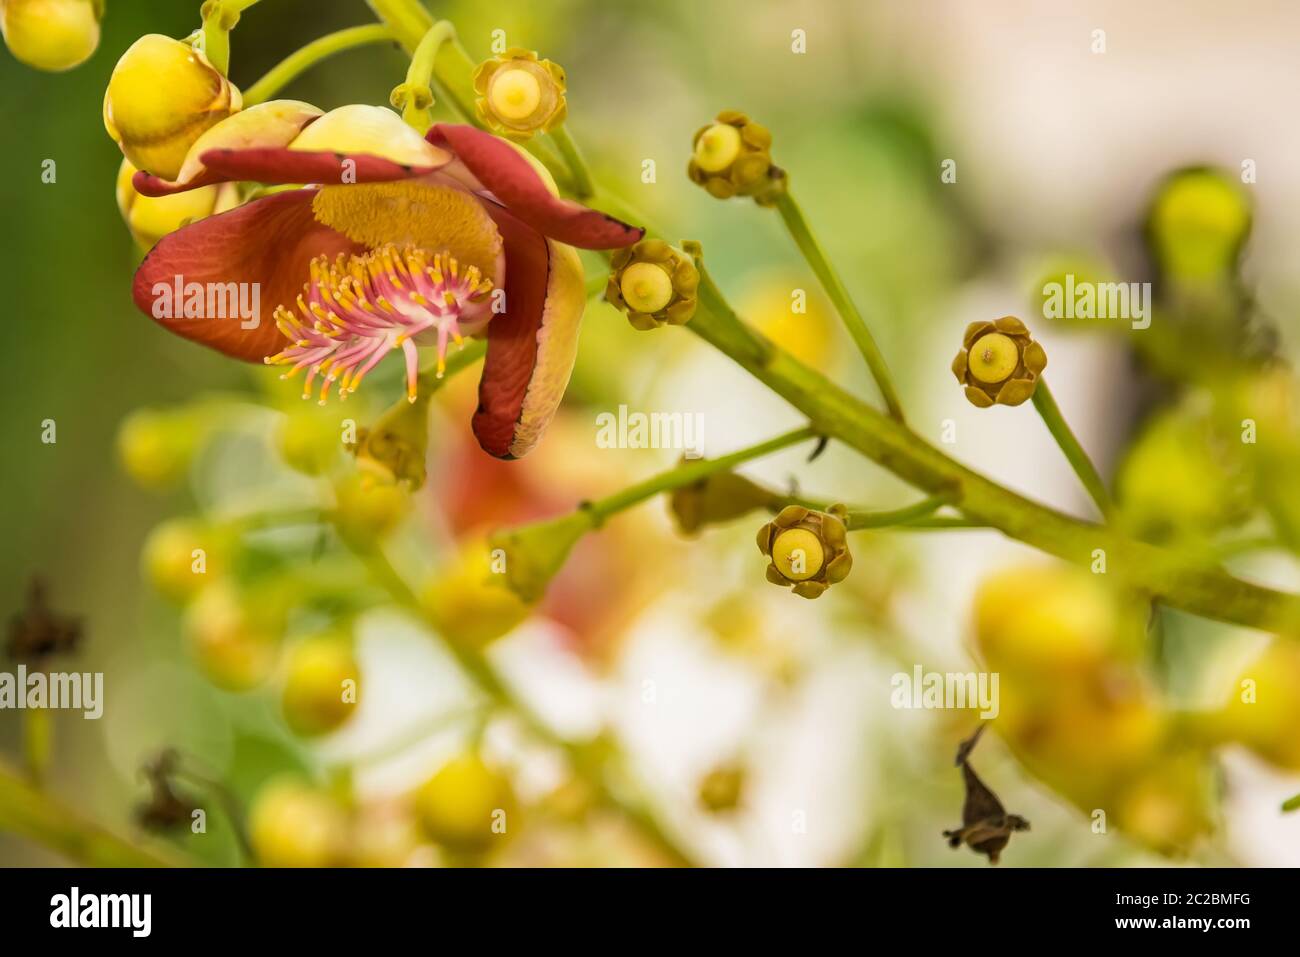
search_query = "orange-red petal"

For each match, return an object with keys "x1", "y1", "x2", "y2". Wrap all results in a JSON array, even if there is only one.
[
  {"x1": 428, "y1": 123, "x2": 642, "y2": 250},
  {"x1": 132, "y1": 189, "x2": 363, "y2": 361}
]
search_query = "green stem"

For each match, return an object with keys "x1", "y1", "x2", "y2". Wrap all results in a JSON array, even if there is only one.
[
  {"x1": 22, "y1": 708, "x2": 52, "y2": 786},
  {"x1": 395, "y1": 20, "x2": 456, "y2": 130},
  {"x1": 550, "y1": 125, "x2": 594, "y2": 200},
  {"x1": 243, "y1": 25, "x2": 396, "y2": 106},
  {"x1": 585, "y1": 427, "x2": 818, "y2": 525},
  {"x1": 772, "y1": 190, "x2": 906, "y2": 422},
  {"x1": 366, "y1": 0, "x2": 479, "y2": 120},
  {"x1": 687, "y1": 267, "x2": 1300, "y2": 631},
  {"x1": 199, "y1": 0, "x2": 261, "y2": 76},
  {"x1": 0, "y1": 761, "x2": 180, "y2": 866},
  {"x1": 844, "y1": 494, "x2": 953, "y2": 530},
  {"x1": 1031, "y1": 378, "x2": 1115, "y2": 520}
]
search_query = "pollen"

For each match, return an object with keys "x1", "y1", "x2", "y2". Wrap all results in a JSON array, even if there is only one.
[{"x1": 266, "y1": 244, "x2": 493, "y2": 405}]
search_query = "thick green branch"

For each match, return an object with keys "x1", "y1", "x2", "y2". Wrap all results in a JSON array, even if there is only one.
[{"x1": 0, "y1": 760, "x2": 178, "y2": 867}]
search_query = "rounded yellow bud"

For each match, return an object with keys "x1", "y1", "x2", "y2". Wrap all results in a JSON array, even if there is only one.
[
  {"x1": 103, "y1": 34, "x2": 241, "y2": 181},
  {"x1": 771, "y1": 527, "x2": 824, "y2": 581},
  {"x1": 275, "y1": 404, "x2": 346, "y2": 476},
  {"x1": 422, "y1": 537, "x2": 530, "y2": 649},
  {"x1": 693, "y1": 123, "x2": 742, "y2": 174},
  {"x1": 488, "y1": 67, "x2": 542, "y2": 121},
  {"x1": 249, "y1": 779, "x2": 348, "y2": 868},
  {"x1": 141, "y1": 518, "x2": 228, "y2": 604},
  {"x1": 332, "y1": 474, "x2": 409, "y2": 551},
  {"x1": 183, "y1": 581, "x2": 280, "y2": 692},
  {"x1": 281, "y1": 636, "x2": 360, "y2": 737},
  {"x1": 618, "y1": 262, "x2": 674, "y2": 314},
  {"x1": 1148, "y1": 169, "x2": 1250, "y2": 280},
  {"x1": 1, "y1": 0, "x2": 100, "y2": 72},
  {"x1": 967, "y1": 333, "x2": 1019, "y2": 384},
  {"x1": 1219, "y1": 640, "x2": 1300, "y2": 769},
  {"x1": 116, "y1": 406, "x2": 198, "y2": 489},
  {"x1": 115, "y1": 158, "x2": 224, "y2": 251},
  {"x1": 415, "y1": 753, "x2": 516, "y2": 854}
]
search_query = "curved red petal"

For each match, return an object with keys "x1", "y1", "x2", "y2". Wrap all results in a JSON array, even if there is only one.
[
  {"x1": 429, "y1": 124, "x2": 643, "y2": 250},
  {"x1": 132, "y1": 189, "x2": 364, "y2": 361},
  {"x1": 472, "y1": 207, "x2": 586, "y2": 459},
  {"x1": 199, "y1": 147, "x2": 441, "y2": 189},
  {"x1": 134, "y1": 166, "x2": 227, "y2": 197}
]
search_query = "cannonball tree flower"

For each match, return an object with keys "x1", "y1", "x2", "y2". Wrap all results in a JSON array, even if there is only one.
[
  {"x1": 951, "y1": 316, "x2": 1047, "y2": 408},
  {"x1": 0, "y1": 0, "x2": 101, "y2": 73},
  {"x1": 130, "y1": 103, "x2": 643, "y2": 459}
]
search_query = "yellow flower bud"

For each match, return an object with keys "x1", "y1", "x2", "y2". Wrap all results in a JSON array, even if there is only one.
[
  {"x1": 951, "y1": 316, "x2": 1046, "y2": 408},
  {"x1": 472, "y1": 48, "x2": 567, "y2": 141},
  {"x1": 274, "y1": 401, "x2": 349, "y2": 476},
  {"x1": 755, "y1": 505, "x2": 852, "y2": 599},
  {"x1": 0, "y1": 0, "x2": 100, "y2": 72},
  {"x1": 415, "y1": 752, "x2": 516, "y2": 855},
  {"x1": 116, "y1": 405, "x2": 200, "y2": 489},
  {"x1": 281, "y1": 635, "x2": 360, "y2": 737},
  {"x1": 115, "y1": 158, "x2": 231, "y2": 251},
  {"x1": 1147, "y1": 167, "x2": 1250, "y2": 281},
  {"x1": 141, "y1": 518, "x2": 231, "y2": 604},
  {"x1": 687, "y1": 110, "x2": 781, "y2": 205},
  {"x1": 605, "y1": 239, "x2": 700, "y2": 330},
  {"x1": 249, "y1": 778, "x2": 348, "y2": 868},
  {"x1": 698, "y1": 762, "x2": 746, "y2": 813},
  {"x1": 183, "y1": 580, "x2": 282, "y2": 691},
  {"x1": 421, "y1": 536, "x2": 530, "y2": 649},
  {"x1": 1218, "y1": 639, "x2": 1300, "y2": 769},
  {"x1": 332, "y1": 474, "x2": 409, "y2": 551},
  {"x1": 103, "y1": 34, "x2": 241, "y2": 181}
]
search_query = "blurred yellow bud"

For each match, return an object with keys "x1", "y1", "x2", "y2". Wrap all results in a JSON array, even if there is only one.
[
  {"x1": 1147, "y1": 168, "x2": 1250, "y2": 281},
  {"x1": 973, "y1": 563, "x2": 1141, "y2": 676},
  {"x1": 740, "y1": 275, "x2": 833, "y2": 368},
  {"x1": 274, "y1": 402, "x2": 349, "y2": 476},
  {"x1": 281, "y1": 635, "x2": 360, "y2": 737},
  {"x1": 349, "y1": 804, "x2": 422, "y2": 868},
  {"x1": 103, "y1": 34, "x2": 241, "y2": 181},
  {"x1": 415, "y1": 752, "x2": 516, "y2": 854},
  {"x1": 183, "y1": 580, "x2": 282, "y2": 691},
  {"x1": 115, "y1": 158, "x2": 233, "y2": 251},
  {"x1": 249, "y1": 778, "x2": 348, "y2": 868},
  {"x1": 332, "y1": 474, "x2": 409, "y2": 551},
  {"x1": 1218, "y1": 639, "x2": 1300, "y2": 769},
  {"x1": 0, "y1": 0, "x2": 100, "y2": 72},
  {"x1": 1116, "y1": 405, "x2": 1249, "y2": 543},
  {"x1": 1113, "y1": 753, "x2": 1213, "y2": 856},
  {"x1": 141, "y1": 517, "x2": 231, "y2": 604},
  {"x1": 116, "y1": 405, "x2": 199, "y2": 489},
  {"x1": 422, "y1": 536, "x2": 530, "y2": 649}
]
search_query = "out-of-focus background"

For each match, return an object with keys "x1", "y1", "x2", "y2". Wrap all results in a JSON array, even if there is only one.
[{"x1": 3, "y1": 0, "x2": 1300, "y2": 867}]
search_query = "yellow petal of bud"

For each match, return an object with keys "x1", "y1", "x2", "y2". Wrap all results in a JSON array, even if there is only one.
[
  {"x1": 115, "y1": 158, "x2": 221, "y2": 251},
  {"x1": 967, "y1": 332, "x2": 1019, "y2": 384},
  {"x1": 104, "y1": 34, "x2": 241, "y2": 181},
  {"x1": 771, "y1": 527, "x2": 824, "y2": 581},
  {"x1": 618, "y1": 262, "x2": 673, "y2": 314},
  {"x1": 693, "y1": 123, "x2": 742, "y2": 173},
  {"x1": 1, "y1": 0, "x2": 100, "y2": 72}
]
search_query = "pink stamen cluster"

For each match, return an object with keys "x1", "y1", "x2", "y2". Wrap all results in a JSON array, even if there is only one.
[{"x1": 267, "y1": 243, "x2": 493, "y2": 404}]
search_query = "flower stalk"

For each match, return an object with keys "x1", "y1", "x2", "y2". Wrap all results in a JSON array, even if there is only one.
[
  {"x1": 772, "y1": 190, "x2": 906, "y2": 422},
  {"x1": 393, "y1": 19, "x2": 457, "y2": 131},
  {"x1": 243, "y1": 24, "x2": 396, "y2": 106},
  {"x1": 1031, "y1": 379, "x2": 1115, "y2": 520},
  {"x1": 199, "y1": 0, "x2": 261, "y2": 76}
]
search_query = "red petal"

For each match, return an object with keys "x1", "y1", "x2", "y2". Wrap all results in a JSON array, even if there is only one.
[
  {"x1": 134, "y1": 166, "x2": 227, "y2": 197},
  {"x1": 132, "y1": 189, "x2": 364, "y2": 361},
  {"x1": 429, "y1": 124, "x2": 643, "y2": 250},
  {"x1": 198, "y1": 147, "x2": 441, "y2": 189},
  {"x1": 472, "y1": 209, "x2": 585, "y2": 458}
]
